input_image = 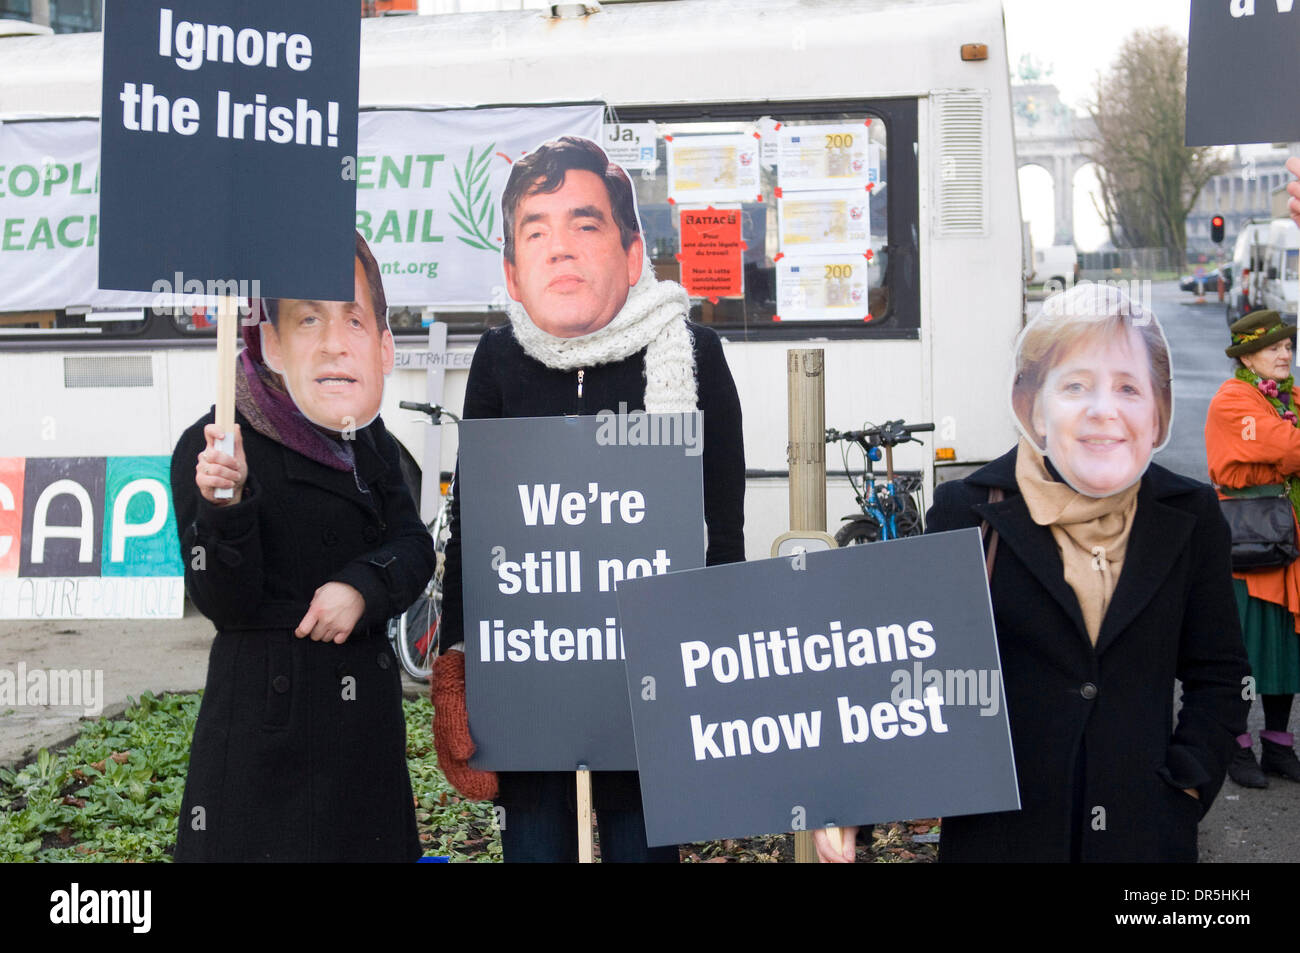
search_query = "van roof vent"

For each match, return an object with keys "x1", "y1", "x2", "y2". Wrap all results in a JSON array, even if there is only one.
[
  {"x1": 933, "y1": 90, "x2": 989, "y2": 238},
  {"x1": 550, "y1": 2, "x2": 601, "y2": 18}
]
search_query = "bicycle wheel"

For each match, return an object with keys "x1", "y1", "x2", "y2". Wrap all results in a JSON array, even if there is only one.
[
  {"x1": 390, "y1": 583, "x2": 439, "y2": 680},
  {"x1": 894, "y1": 494, "x2": 923, "y2": 537},
  {"x1": 835, "y1": 518, "x2": 882, "y2": 547}
]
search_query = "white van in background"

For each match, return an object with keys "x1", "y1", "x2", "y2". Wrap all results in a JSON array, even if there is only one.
[
  {"x1": 1261, "y1": 219, "x2": 1299, "y2": 320},
  {"x1": 1228, "y1": 222, "x2": 1271, "y2": 325},
  {"x1": 1029, "y1": 244, "x2": 1079, "y2": 289}
]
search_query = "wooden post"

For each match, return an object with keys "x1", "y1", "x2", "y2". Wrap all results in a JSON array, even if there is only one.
[
  {"x1": 787, "y1": 348, "x2": 829, "y2": 864},
  {"x1": 576, "y1": 766, "x2": 594, "y2": 863},
  {"x1": 213, "y1": 296, "x2": 240, "y2": 499}
]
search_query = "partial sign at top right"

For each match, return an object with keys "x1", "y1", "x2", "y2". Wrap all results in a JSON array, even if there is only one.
[{"x1": 1186, "y1": 0, "x2": 1300, "y2": 146}]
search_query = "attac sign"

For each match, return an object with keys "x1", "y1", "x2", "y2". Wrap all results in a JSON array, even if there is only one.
[
  {"x1": 677, "y1": 207, "x2": 745, "y2": 303},
  {"x1": 1186, "y1": 0, "x2": 1300, "y2": 145},
  {"x1": 615, "y1": 529, "x2": 1019, "y2": 847},
  {"x1": 457, "y1": 414, "x2": 705, "y2": 771},
  {"x1": 98, "y1": 0, "x2": 359, "y2": 299}
]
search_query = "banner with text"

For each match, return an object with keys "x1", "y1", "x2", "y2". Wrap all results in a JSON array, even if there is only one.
[
  {"x1": 615, "y1": 529, "x2": 1019, "y2": 846},
  {"x1": 99, "y1": 0, "x2": 359, "y2": 299},
  {"x1": 458, "y1": 413, "x2": 704, "y2": 771},
  {"x1": 356, "y1": 106, "x2": 601, "y2": 307},
  {"x1": 0, "y1": 456, "x2": 184, "y2": 620}
]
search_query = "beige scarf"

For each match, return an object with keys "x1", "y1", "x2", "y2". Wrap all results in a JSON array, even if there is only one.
[{"x1": 1014, "y1": 438, "x2": 1140, "y2": 645}]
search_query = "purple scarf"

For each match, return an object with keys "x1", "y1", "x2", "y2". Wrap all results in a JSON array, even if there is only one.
[{"x1": 235, "y1": 301, "x2": 356, "y2": 472}]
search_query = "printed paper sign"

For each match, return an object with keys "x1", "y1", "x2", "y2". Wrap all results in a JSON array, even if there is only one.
[
  {"x1": 778, "y1": 190, "x2": 870, "y2": 257},
  {"x1": 666, "y1": 133, "x2": 761, "y2": 205},
  {"x1": 616, "y1": 530, "x2": 1019, "y2": 847},
  {"x1": 776, "y1": 257, "x2": 870, "y2": 321},
  {"x1": 778, "y1": 122, "x2": 876, "y2": 192},
  {"x1": 98, "y1": 0, "x2": 360, "y2": 300},
  {"x1": 677, "y1": 207, "x2": 744, "y2": 301},
  {"x1": 458, "y1": 414, "x2": 705, "y2": 771},
  {"x1": 601, "y1": 122, "x2": 658, "y2": 171}
]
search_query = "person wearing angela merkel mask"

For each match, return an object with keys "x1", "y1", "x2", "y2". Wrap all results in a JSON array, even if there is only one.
[{"x1": 814, "y1": 283, "x2": 1248, "y2": 864}]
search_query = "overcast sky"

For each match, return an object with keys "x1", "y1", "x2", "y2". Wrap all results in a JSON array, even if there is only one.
[{"x1": 1003, "y1": 0, "x2": 1191, "y2": 110}]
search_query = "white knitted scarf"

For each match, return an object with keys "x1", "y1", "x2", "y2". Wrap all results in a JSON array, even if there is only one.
[{"x1": 507, "y1": 259, "x2": 699, "y2": 413}]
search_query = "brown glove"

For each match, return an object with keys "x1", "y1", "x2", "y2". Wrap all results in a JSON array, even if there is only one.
[{"x1": 431, "y1": 651, "x2": 498, "y2": 801}]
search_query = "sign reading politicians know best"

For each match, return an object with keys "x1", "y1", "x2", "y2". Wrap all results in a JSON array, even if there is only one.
[
  {"x1": 614, "y1": 529, "x2": 1020, "y2": 847},
  {"x1": 457, "y1": 414, "x2": 705, "y2": 771},
  {"x1": 1186, "y1": 0, "x2": 1300, "y2": 146},
  {"x1": 98, "y1": 0, "x2": 359, "y2": 300},
  {"x1": 0, "y1": 457, "x2": 184, "y2": 620}
]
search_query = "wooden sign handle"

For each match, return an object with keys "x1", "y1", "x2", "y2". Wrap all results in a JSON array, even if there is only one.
[
  {"x1": 576, "y1": 766, "x2": 594, "y2": 863},
  {"x1": 213, "y1": 295, "x2": 239, "y2": 499}
]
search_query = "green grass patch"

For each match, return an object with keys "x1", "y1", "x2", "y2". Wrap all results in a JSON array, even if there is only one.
[{"x1": 0, "y1": 691, "x2": 502, "y2": 863}]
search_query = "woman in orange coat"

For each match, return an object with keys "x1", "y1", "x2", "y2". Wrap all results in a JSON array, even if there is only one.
[{"x1": 1205, "y1": 310, "x2": 1300, "y2": 788}]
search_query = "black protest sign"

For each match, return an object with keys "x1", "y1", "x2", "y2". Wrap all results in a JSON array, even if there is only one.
[
  {"x1": 458, "y1": 413, "x2": 705, "y2": 770},
  {"x1": 1186, "y1": 0, "x2": 1300, "y2": 145},
  {"x1": 99, "y1": 1, "x2": 359, "y2": 299},
  {"x1": 615, "y1": 529, "x2": 1019, "y2": 847}
]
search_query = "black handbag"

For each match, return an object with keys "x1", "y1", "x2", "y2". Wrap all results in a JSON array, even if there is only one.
[{"x1": 1218, "y1": 483, "x2": 1300, "y2": 571}]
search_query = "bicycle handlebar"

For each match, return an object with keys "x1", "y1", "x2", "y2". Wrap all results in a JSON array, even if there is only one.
[
  {"x1": 399, "y1": 400, "x2": 461, "y2": 424},
  {"x1": 826, "y1": 419, "x2": 934, "y2": 448}
]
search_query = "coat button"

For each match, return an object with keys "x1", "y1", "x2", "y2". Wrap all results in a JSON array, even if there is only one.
[
  {"x1": 322, "y1": 528, "x2": 339, "y2": 546},
  {"x1": 377, "y1": 652, "x2": 391, "y2": 670},
  {"x1": 363, "y1": 525, "x2": 380, "y2": 543},
  {"x1": 272, "y1": 675, "x2": 291, "y2": 693},
  {"x1": 1080, "y1": 682, "x2": 1098, "y2": 700}
]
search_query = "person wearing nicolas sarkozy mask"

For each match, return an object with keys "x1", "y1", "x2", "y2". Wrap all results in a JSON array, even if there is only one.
[
  {"x1": 431, "y1": 135, "x2": 746, "y2": 863},
  {"x1": 169, "y1": 232, "x2": 435, "y2": 862}
]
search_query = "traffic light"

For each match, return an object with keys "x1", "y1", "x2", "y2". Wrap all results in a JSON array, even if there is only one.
[{"x1": 1211, "y1": 215, "x2": 1225, "y2": 244}]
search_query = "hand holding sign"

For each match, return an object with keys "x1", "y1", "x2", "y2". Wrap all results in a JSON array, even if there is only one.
[
  {"x1": 1286, "y1": 157, "x2": 1300, "y2": 230},
  {"x1": 195, "y1": 423, "x2": 247, "y2": 505}
]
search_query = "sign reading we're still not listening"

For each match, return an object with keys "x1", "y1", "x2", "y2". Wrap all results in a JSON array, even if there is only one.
[
  {"x1": 99, "y1": 0, "x2": 359, "y2": 300},
  {"x1": 458, "y1": 413, "x2": 705, "y2": 772}
]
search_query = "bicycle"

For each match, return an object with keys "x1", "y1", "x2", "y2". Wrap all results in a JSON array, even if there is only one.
[
  {"x1": 386, "y1": 400, "x2": 460, "y2": 681},
  {"x1": 825, "y1": 419, "x2": 934, "y2": 546}
]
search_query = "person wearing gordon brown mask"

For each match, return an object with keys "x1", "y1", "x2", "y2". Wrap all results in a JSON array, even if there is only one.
[
  {"x1": 169, "y1": 231, "x2": 434, "y2": 861},
  {"x1": 814, "y1": 283, "x2": 1248, "y2": 863},
  {"x1": 431, "y1": 135, "x2": 746, "y2": 863}
]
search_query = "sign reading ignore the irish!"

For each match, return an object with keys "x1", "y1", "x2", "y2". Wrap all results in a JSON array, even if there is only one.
[
  {"x1": 615, "y1": 529, "x2": 1019, "y2": 847},
  {"x1": 98, "y1": 1, "x2": 359, "y2": 300},
  {"x1": 457, "y1": 414, "x2": 705, "y2": 771},
  {"x1": 1186, "y1": 1, "x2": 1300, "y2": 146}
]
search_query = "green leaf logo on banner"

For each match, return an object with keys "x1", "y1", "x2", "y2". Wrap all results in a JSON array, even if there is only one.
[{"x1": 449, "y1": 143, "x2": 499, "y2": 252}]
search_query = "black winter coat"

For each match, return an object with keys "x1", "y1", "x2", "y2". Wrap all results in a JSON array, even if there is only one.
[
  {"x1": 440, "y1": 320, "x2": 746, "y2": 810},
  {"x1": 926, "y1": 447, "x2": 1250, "y2": 862},
  {"x1": 170, "y1": 409, "x2": 435, "y2": 862}
]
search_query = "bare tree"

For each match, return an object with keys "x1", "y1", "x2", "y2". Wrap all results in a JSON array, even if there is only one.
[{"x1": 1084, "y1": 27, "x2": 1226, "y2": 265}]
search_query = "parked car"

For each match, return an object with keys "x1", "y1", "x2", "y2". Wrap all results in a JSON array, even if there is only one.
[{"x1": 1179, "y1": 267, "x2": 1232, "y2": 294}]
